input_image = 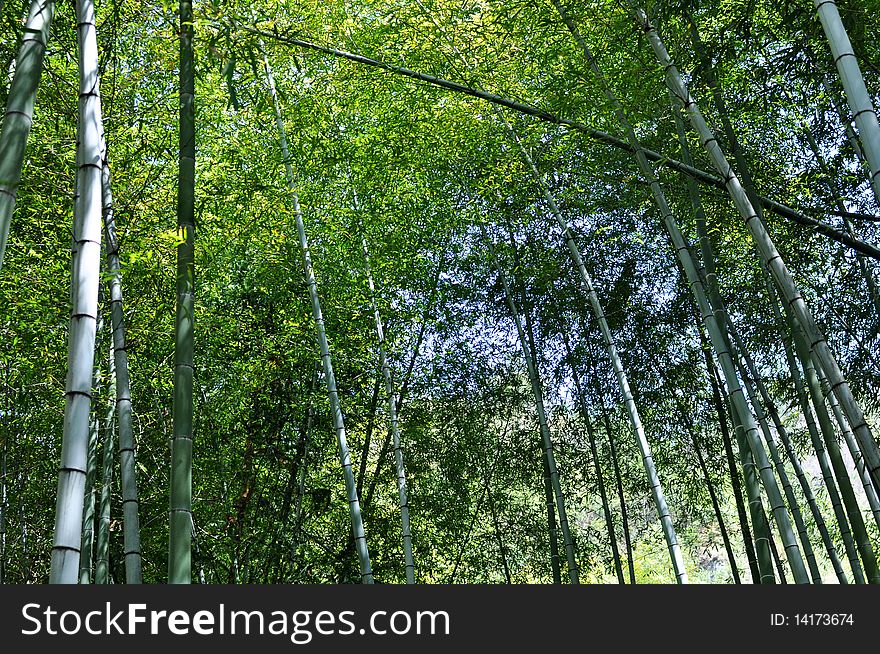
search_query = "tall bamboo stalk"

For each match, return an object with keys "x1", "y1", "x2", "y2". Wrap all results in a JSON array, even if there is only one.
[
  {"x1": 633, "y1": 7, "x2": 880, "y2": 498},
  {"x1": 101, "y1": 158, "x2": 142, "y2": 583},
  {"x1": 729, "y1": 336, "x2": 821, "y2": 582},
  {"x1": 484, "y1": 473, "x2": 511, "y2": 583},
  {"x1": 508, "y1": 226, "x2": 563, "y2": 585},
  {"x1": 562, "y1": 330, "x2": 624, "y2": 584},
  {"x1": 503, "y1": 124, "x2": 686, "y2": 581},
  {"x1": 702, "y1": 336, "x2": 760, "y2": 583},
  {"x1": 659, "y1": 368, "x2": 740, "y2": 583},
  {"x1": 49, "y1": 0, "x2": 105, "y2": 584},
  {"x1": 812, "y1": 0, "x2": 880, "y2": 202},
  {"x1": 0, "y1": 0, "x2": 53, "y2": 270},
  {"x1": 604, "y1": 404, "x2": 635, "y2": 584},
  {"x1": 359, "y1": 232, "x2": 415, "y2": 584},
  {"x1": 78, "y1": 413, "x2": 98, "y2": 584},
  {"x1": 680, "y1": 102, "x2": 760, "y2": 581},
  {"x1": 790, "y1": 316, "x2": 879, "y2": 583},
  {"x1": 768, "y1": 281, "x2": 860, "y2": 583},
  {"x1": 481, "y1": 224, "x2": 579, "y2": 583},
  {"x1": 95, "y1": 340, "x2": 115, "y2": 584},
  {"x1": 480, "y1": 223, "x2": 580, "y2": 584},
  {"x1": 261, "y1": 50, "x2": 373, "y2": 582},
  {"x1": 168, "y1": 0, "x2": 195, "y2": 584}
]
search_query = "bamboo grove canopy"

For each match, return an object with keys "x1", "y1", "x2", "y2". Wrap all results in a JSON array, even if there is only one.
[{"x1": 0, "y1": 0, "x2": 880, "y2": 584}]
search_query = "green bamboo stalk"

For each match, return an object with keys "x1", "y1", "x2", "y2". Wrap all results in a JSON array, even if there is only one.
[
  {"x1": 261, "y1": 50, "x2": 373, "y2": 583},
  {"x1": 100, "y1": 159, "x2": 142, "y2": 583},
  {"x1": 659, "y1": 368, "x2": 741, "y2": 583},
  {"x1": 291, "y1": 363, "x2": 319, "y2": 575},
  {"x1": 768, "y1": 280, "x2": 859, "y2": 583},
  {"x1": 728, "y1": 324, "x2": 846, "y2": 583},
  {"x1": 168, "y1": 0, "x2": 195, "y2": 584},
  {"x1": 481, "y1": 225, "x2": 579, "y2": 583},
  {"x1": 95, "y1": 340, "x2": 115, "y2": 584},
  {"x1": 50, "y1": 0, "x2": 105, "y2": 584},
  {"x1": 812, "y1": 0, "x2": 880, "y2": 202},
  {"x1": 728, "y1": 334, "x2": 821, "y2": 582},
  {"x1": 679, "y1": 101, "x2": 759, "y2": 582},
  {"x1": 769, "y1": 529, "x2": 788, "y2": 583},
  {"x1": 507, "y1": 225, "x2": 563, "y2": 585},
  {"x1": 593, "y1": 379, "x2": 635, "y2": 584},
  {"x1": 0, "y1": 0, "x2": 53, "y2": 270},
  {"x1": 633, "y1": 7, "x2": 880, "y2": 499},
  {"x1": 483, "y1": 473, "x2": 511, "y2": 583},
  {"x1": 543, "y1": 452, "x2": 562, "y2": 584},
  {"x1": 78, "y1": 413, "x2": 98, "y2": 584},
  {"x1": 701, "y1": 334, "x2": 760, "y2": 583},
  {"x1": 359, "y1": 232, "x2": 415, "y2": 584},
  {"x1": 822, "y1": 378, "x2": 880, "y2": 533},
  {"x1": 729, "y1": 397, "x2": 776, "y2": 583},
  {"x1": 503, "y1": 125, "x2": 686, "y2": 583},
  {"x1": 562, "y1": 330, "x2": 625, "y2": 584}
]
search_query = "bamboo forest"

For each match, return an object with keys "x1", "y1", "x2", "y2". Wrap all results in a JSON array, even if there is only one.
[{"x1": 2, "y1": 0, "x2": 880, "y2": 586}]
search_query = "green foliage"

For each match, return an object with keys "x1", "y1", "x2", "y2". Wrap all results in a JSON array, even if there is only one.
[{"x1": 0, "y1": 0, "x2": 878, "y2": 583}]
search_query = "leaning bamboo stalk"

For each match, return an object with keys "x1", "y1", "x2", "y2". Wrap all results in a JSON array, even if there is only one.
[
  {"x1": 658, "y1": 367, "x2": 740, "y2": 583},
  {"x1": 100, "y1": 158, "x2": 142, "y2": 583},
  {"x1": 359, "y1": 232, "x2": 415, "y2": 584},
  {"x1": 812, "y1": 0, "x2": 880, "y2": 202},
  {"x1": 552, "y1": 0, "x2": 807, "y2": 582},
  {"x1": 728, "y1": 336, "x2": 821, "y2": 582},
  {"x1": 242, "y1": 25, "x2": 880, "y2": 259},
  {"x1": 481, "y1": 225, "x2": 579, "y2": 583},
  {"x1": 699, "y1": 301, "x2": 760, "y2": 582},
  {"x1": 768, "y1": 280, "x2": 860, "y2": 583},
  {"x1": 633, "y1": 7, "x2": 880, "y2": 498},
  {"x1": 49, "y1": 0, "x2": 105, "y2": 584},
  {"x1": 261, "y1": 49, "x2": 373, "y2": 582},
  {"x1": 0, "y1": 0, "x2": 53, "y2": 270}
]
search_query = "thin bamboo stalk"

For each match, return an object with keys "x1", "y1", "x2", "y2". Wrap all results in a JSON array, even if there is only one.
[
  {"x1": 100, "y1": 159, "x2": 142, "y2": 583},
  {"x1": 481, "y1": 225, "x2": 579, "y2": 583},
  {"x1": 261, "y1": 49, "x2": 373, "y2": 582},
  {"x1": 95, "y1": 341, "x2": 114, "y2": 584},
  {"x1": 359, "y1": 232, "x2": 415, "y2": 584}
]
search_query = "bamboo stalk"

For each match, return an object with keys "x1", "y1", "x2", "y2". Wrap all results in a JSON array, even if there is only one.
[
  {"x1": 0, "y1": 0, "x2": 53, "y2": 270},
  {"x1": 50, "y1": 0, "x2": 105, "y2": 584},
  {"x1": 261, "y1": 49, "x2": 373, "y2": 583}
]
